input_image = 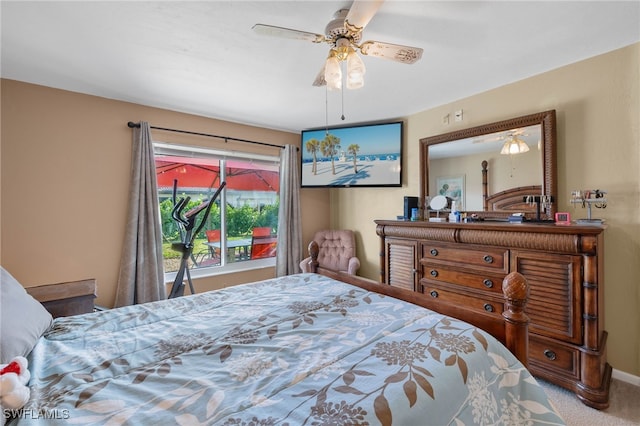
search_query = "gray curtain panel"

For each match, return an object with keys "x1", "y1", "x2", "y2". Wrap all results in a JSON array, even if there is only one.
[
  {"x1": 114, "y1": 122, "x2": 166, "y2": 306},
  {"x1": 276, "y1": 144, "x2": 302, "y2": 276}
]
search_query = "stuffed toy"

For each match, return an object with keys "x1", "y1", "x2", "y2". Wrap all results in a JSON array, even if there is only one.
[{"x1": 0, "y1": 356, "x2": 31, "y2": 410}]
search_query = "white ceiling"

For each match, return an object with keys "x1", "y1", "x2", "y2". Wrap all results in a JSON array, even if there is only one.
[{"x1": 2, "y1": 1, "x2": 639, "y2": 133}]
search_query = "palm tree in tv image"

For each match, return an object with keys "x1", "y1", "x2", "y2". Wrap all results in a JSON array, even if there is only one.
[
  {"x1": 321, "y1": 133, "x2": 341, "y2": 175},
  {"x1": 305, "y1": 138, "x2": 320, "y2": 175},
  {"x1": 348, "y1": 143, "x2": 360, "y2": 173}
]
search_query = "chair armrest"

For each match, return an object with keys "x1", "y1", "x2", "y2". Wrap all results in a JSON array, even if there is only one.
[
  {"x1": 26, "y1": 279, "x2": 97, "y2": 318},
  {"x1": 347, "y1": 257, "x2": 361, "y2": 275},
  {"x1": 300, "y1": 256, "x2": 312, "y2": 273}
]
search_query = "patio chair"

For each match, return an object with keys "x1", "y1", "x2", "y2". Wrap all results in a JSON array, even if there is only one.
[
  {"x1": 206, "y1": 229, "x2": 221, "y2": 245},
  {"x1": 299, "y1": 229, "x2": 360, "y2": 275},
  {"x1": 194, "y1": 229, "x2": 221, "y2": 267},
  {"x1": 250, "y1": 227, "x2": 277, "y2": 260},
  {"x1": 252, "y1": 227, "x2": 272, "y2": 237},
  {"x1": 206, "y1": 229, "x2": 222, "y2": 259}
]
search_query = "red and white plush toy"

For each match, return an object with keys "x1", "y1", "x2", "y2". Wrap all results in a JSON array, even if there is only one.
[{"x1": 0, "y1": 356, "x2": 31, "y2": 410}]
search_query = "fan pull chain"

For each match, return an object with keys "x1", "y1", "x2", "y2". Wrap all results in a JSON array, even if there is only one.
[
  {"x1": 341, "y1": 61, "x2": 346, "y2": 120},
  {"x1": 325, "y1": 86, "x2": 330, "y2": 136}
]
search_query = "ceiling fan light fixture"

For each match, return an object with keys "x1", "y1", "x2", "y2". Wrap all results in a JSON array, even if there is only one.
[
  {"x1": 346, "y1": 48, "x2": 365, "y2": 89},
  {"x1": 334, "y1": 37, "x2": 351, "y2": 61},
  {"x1": 324, "y1": 49, "x2": 342, "y2": 91},
  {"x1": 500, "y1": 136, "x2": 530, "y2": 155},
  {"x1": 254, "y1": 4, "x2": 424, "y2": 91}
]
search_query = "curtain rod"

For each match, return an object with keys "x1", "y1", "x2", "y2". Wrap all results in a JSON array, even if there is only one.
[{"x1": 127, "y1": 121, "x2": 288, "y2": 150}]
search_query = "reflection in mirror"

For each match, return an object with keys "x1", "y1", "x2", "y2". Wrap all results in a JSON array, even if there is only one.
[
  {"x1": 419, "y1": 110, "x2": 556, "y2": 220},
  {"x1": 428, "y1": 124, "x2": 542, "y2": 211}
]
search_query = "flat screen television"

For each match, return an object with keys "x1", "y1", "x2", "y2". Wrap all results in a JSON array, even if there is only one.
[{"x1": 300, "y1": 121, "x2": 403, "y2": 188}]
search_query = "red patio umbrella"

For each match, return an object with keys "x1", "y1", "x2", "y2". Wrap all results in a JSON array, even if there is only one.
[{"x1": 155, "y1": 156, "x2": 279, "y2": 192}]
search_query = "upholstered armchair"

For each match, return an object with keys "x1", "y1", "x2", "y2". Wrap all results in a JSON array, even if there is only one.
[{"x1": 300, "y1": 229, "x2": 360, "y2": 275}]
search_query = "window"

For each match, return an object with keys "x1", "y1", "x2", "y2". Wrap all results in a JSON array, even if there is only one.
[{"x1": 154, "y1": 143, "x2": 280, "y2": 276}]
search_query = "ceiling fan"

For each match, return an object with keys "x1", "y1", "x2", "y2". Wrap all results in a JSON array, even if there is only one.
[
  {"x1": 252, "y1": 0, "x2": 423, "y2": 90},
  {"x1": 472, "y1": 129, "x2": 529, "y2": 144},
  {"x1": 472, "y1": 129, "x2": 532, "y2": 155}
]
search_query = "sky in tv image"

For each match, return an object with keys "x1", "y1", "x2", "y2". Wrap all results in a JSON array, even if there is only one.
[
  {"x1": 301, "y1": 122, "x2": 402, "y2": 187},
  {"x1": 301, "y1": 122, "x2": 401, "y2": 160}
]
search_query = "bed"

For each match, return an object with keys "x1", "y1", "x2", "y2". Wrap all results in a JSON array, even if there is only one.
[{"x1": 3, "y1": 247, "x2": 565, "y2": 425}]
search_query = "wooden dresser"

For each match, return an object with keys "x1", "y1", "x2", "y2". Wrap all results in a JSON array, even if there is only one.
[{"x1": 375, "y1": 219, "x2": 610, "y2": 409}]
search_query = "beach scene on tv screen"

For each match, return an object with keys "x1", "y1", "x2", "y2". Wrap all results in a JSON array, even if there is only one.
[{"x1": 301, "y1": 122, "x2": 402, "y2": 187}]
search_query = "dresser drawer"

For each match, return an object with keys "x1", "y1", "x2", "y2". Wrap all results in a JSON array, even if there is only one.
[
  {"x1": 529, "y1": 335, "x2": 579, "y2": 380},
  {"x1": 421, "y1": 281, "x2": 504, "y2": 318},
  {"x1": 420, "y1": 264, "x2": 505, "y2": 295},
  {"x1": 421, "y1": 242, "x2": 508, "y2": 273}
]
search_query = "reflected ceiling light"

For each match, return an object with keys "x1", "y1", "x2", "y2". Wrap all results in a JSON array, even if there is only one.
[{"x1": 500, "y1": 136, "x2": 530, "y2": 155}]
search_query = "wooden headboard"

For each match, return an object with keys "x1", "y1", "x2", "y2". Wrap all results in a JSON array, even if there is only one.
[
  {"x1": 481, "y1": 160, "x2": 542, "y2": 215},
  {"x1": 485, "y1": 185, "x2": 543, "y2": 212}
]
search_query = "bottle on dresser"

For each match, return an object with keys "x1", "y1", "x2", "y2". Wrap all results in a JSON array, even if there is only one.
[{"x1": 449, "y1": 201, "x2": 461, "y2": 223}]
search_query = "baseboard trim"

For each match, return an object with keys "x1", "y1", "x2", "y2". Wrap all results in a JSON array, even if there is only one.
[{"x1": 612, "y1": 368, "x2": 640, "y2": 386}]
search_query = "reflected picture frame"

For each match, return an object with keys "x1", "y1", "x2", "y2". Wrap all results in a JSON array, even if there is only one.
[{"x1": 436, "y1": 175, "x2": 465, "y2": 209}]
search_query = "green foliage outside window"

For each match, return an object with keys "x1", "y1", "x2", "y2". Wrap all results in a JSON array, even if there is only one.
[
  {"x1": 159, "y1": 197, "x2": 279, "y2": 242},
  {"x1": 159, "y1": 197, "x2": 221, "y2": 242}
]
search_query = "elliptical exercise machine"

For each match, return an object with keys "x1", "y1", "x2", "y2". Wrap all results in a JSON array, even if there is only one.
[{"x1": 167, "y1": 179, "x2": 226, "y2": 298}]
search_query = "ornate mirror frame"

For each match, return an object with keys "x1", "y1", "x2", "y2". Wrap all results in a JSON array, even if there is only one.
[{"x1": 419, "y1": 110, "x2": 557, "y2": 220}]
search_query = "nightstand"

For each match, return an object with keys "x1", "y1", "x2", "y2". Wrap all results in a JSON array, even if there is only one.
[{"x1": 26, "y1": 278, "x2": 97, "y2": 318}]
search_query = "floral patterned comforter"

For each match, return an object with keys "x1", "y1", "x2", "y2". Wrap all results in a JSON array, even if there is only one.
[{"x1": 18, "y1": 273, "x2": 564, "y2": 425}]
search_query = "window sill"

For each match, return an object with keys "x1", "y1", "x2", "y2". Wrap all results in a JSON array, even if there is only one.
[{"x1": 163, "y1": 257, "x2": 276, "y2": 283}]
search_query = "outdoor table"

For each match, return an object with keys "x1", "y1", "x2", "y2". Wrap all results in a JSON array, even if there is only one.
[{"x1": 206, "y1": 238, "x2": 252, "y2": 262}]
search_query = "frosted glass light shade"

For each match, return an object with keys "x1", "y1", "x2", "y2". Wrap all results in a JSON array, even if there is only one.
[
  {"x1": 500, "y1": 137, "x2": 530, "y2": 155},
  {"x1": 346, "y1": 50, "x2": 365, "y2": 89},
  {"x1": 324, "y1": 53, "x2": 342, "y2": 91}
]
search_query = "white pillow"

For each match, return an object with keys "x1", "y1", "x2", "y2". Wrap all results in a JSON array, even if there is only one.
[{"x1": 1, "y1": 266, "x2": 53, "y2": 364}]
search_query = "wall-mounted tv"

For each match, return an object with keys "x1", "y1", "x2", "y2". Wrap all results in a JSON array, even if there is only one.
[{"x1": 300, "y1": 121, "x2": 403, "y2": 188}]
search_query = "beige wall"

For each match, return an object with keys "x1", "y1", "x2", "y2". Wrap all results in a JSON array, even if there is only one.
[
  {"x1": 1, "y1": 80, "x2": 330, "y2": 306},
  {"x1": 333, "y1": 43, "x2": 640, "y2": 377}
]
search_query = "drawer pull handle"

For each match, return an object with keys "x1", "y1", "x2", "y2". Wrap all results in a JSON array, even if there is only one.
[
  {"x1": 430, "y1": 248, "x2": 439, "y2": 256},
  {"x1": 430, "y1": 270, "x2": 438, "y2": 277},
  {"x1": 429, "y1": 290, "x2": 438, "y2": 298},
  {"x1": 543, "y1": 349, "x2": 557, "y2": 361},
  {"x1": 483, "y1": 255, "x2": 494, "y2": 264},
  {"x1": 483, "y1": 279, "x2": 494, "y2": 288},
  {"x1": 483, "y1": 303, "x2": 494, "y2": 312}
]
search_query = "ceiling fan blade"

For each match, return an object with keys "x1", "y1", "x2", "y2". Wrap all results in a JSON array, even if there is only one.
[
  {"x1": 252, "y1": 24, "x2": 326, "y2": 43},
  {"x1": 472, "y1": 136, "x2": 501, "y2": 144},
  {"x1": 359, "y1": 40, "x2": 423, "y2": 64},
  {"x1": 344, "y1": 0, "x2": 385, "y2": 34}
]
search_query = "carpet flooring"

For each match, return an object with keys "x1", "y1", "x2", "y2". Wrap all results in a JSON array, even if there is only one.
[{"x1": 539, "y1": 378, "x2": 640, "y2": 425}]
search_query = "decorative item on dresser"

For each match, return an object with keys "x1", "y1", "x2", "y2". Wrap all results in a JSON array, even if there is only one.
[{"x1": 374, "y1": 219, "x2": 610, "y2": 409}]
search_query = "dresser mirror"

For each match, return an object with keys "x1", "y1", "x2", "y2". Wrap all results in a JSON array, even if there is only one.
[{"x1": 419, "y1": 110, "x2": 557, "y2": 220}]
